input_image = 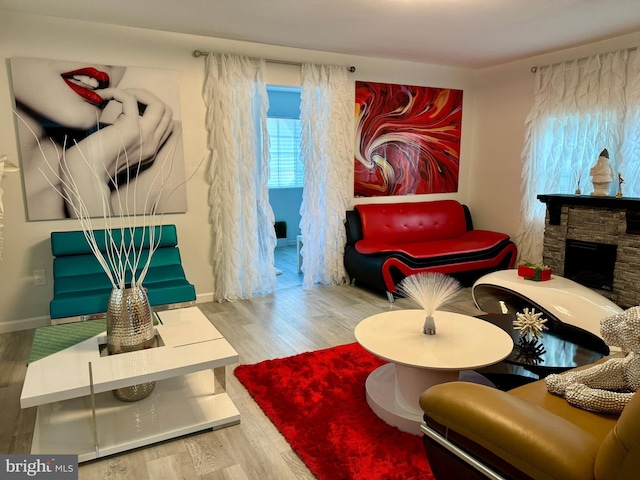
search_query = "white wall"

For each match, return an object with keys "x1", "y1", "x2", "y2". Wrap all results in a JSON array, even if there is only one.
[{"x1": 0, "y1": 11, "x2": 476, "y2": 332}]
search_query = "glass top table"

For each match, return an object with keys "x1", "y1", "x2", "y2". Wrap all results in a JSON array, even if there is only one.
[{"x1": 474, "y1": 313, "x2": 609, "y2": 390}]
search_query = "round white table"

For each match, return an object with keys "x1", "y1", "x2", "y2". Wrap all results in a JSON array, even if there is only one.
[{"x1": 354, "y1": 309, "x2": 513, "y2": 435}]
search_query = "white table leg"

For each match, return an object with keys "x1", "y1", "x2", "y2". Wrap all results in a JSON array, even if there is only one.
[
  {"x1": 365, "y1": 363, "x2": 459, "y2": 435},
  {"x1": 394, "y1": 363, "x2": 458, "y2": 415},
  {"x1": 214, "y1": 366, "x2": 226, "y2": 393}
]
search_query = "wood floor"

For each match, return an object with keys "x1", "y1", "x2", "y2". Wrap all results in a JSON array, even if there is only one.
[{"x1": 0, "y1": 248, "x2": 481, "y2": 479}]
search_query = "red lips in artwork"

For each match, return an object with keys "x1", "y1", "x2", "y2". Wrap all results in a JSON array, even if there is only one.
[{"x1": 61, "y1": 67, "x2": 111, "y2": 106}]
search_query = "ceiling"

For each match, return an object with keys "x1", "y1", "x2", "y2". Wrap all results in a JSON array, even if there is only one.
[{"x1": 2, "y1": 0, "x2": 640, "y2": 68}]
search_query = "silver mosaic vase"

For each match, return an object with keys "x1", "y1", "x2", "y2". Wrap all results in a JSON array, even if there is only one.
[{"x1": 106, "y1": 285, "x2": 156, "y2": 402}]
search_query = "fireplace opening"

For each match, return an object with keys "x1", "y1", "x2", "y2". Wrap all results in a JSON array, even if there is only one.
[{"x1": 564, "y1": 239, "x2": 617, "y2": 291}]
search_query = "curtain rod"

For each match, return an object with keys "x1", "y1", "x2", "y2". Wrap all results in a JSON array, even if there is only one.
[
  {"x1": 531, "y1": 46, "x2": 638, "y2": 73},
  {"x1": 192, "y1": 49, "x2": 356, "y2": 72}
]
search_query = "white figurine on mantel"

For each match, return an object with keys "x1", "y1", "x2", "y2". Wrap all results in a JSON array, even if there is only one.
[{"x1": 590, "y1": 148, "x2": 615, "y2": 196}]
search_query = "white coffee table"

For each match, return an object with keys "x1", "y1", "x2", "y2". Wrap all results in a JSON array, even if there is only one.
[
  {"x1": 472, "y1": 269, "x2": 623, "y2": 339},
  {"x1": 21, "y1": 307, "x2": 240, "y2": 462},
  {"x1": 354, "y1": 310, "x2": 513, "y2": 435}
]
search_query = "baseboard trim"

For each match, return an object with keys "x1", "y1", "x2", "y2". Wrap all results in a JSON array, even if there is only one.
[
  {"x1": 196, "y1": 292, "x2": 214, "y2": 304},
  {"x1": 0, "y1": 315, "x2": 50, "y2": 334}
]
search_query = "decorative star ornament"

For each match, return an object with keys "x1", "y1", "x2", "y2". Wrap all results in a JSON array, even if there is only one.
[{"x1": 513, "y1": 307, "x2": 549, "y2": 340}]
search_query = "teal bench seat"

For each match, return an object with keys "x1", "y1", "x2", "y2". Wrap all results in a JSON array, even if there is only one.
[{"x1": 50, "y1": 224, "x2": 196, "y2": 321}]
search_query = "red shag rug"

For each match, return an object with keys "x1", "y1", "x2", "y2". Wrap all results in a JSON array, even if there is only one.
[{"x1": 234, "y1": 342, "x2": 434, "y2": 480}]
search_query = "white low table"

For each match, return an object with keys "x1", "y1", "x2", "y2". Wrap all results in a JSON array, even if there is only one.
[
  {"x1": 355, "y1": 310, "x2": 513, "y2": 435},
  {"x1": 21, "y1": 307, "x2": 240, "y2": 462},
  {"x1": 472, "y1": 269, "x2": 623, "y2": 339}
]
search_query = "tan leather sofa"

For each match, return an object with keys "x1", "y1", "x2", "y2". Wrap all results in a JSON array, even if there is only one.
[{"x1": 419, "y1": 367, "x2": 640, "y2": 480}]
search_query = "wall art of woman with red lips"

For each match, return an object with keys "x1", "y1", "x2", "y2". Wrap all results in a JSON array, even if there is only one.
[
  {"x1": 10, "y1": 56, "x2": 187, "y2": 220},
  {"x1": 354, "y1": 80, "x2": 462, "y2": 197}
]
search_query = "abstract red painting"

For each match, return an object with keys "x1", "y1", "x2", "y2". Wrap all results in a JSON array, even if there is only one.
[{"x1": 354, "y1": 81, "x2": 463, "y2": 197}]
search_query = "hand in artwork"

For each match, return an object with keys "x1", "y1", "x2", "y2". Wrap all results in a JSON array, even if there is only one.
[
  {"x1": 99, "y1": 87, "x2": 175, "y2": 173},
  {"x1": 60, "y1": 88, "x2": 175, "y2": 216},
  {"x1": 11, "y1": 57, "x2": 184, "y2": 220}
]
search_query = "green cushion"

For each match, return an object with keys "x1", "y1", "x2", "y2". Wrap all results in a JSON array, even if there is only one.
[
  {"x1": 50, "y1": 281, "x2": 195, "y2": 319},
  {"x1": 54, "y1": 249, "x2": 185, "y2": 282},
  {"x1": 51, "y1": 225, "x2": 178, "y2": 256},
  {"x1": 49, "y1": 224, "x2": 195, "y2": 319}
]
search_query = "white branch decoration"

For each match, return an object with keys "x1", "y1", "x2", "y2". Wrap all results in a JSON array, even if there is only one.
[{"x1": 397, "y1": 272, "x2": 463, "y2": 335}]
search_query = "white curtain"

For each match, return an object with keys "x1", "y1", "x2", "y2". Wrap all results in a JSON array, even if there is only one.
[
  {"x1": 203, "y1": 53, "x2": 277, "y2": 301},
  {"x1": 299, "y1": 64, "x2": 353, "y2": 288},
  {"x1": 619, "y1": 51, "x2": 640, "y2": 196},
  {"x1": 515, "y1": 47, "x2": 640, "y2": 263}
]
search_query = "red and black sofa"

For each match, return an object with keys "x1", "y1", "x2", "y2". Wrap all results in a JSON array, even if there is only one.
[{"x1": 344, "y1": 200, "x2": 517, "y2": 301}]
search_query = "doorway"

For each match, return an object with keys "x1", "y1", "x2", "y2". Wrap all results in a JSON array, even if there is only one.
[{"x1": 267, "y1": 85, "x2": 304, "y2": 288}]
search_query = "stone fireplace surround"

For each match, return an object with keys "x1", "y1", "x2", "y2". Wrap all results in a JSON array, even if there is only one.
[{"x1": 538, "y1": 194, "x2": 640, "y2": 309}]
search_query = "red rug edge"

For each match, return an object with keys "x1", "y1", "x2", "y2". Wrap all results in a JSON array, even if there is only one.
[{"x1": 234, "y1": 342, "x2": 435, "y2": 480}]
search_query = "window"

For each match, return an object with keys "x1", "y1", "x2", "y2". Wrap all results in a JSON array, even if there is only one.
[
  {"x1": 267, "y1": 117, "x2": 302, "y2": 188},
  {"x1": 539, "y1": 112, "x2": 615, "y2": 194},
  {"x1": 266, "y1": 86, "x2": 303, "y2": 189}
]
